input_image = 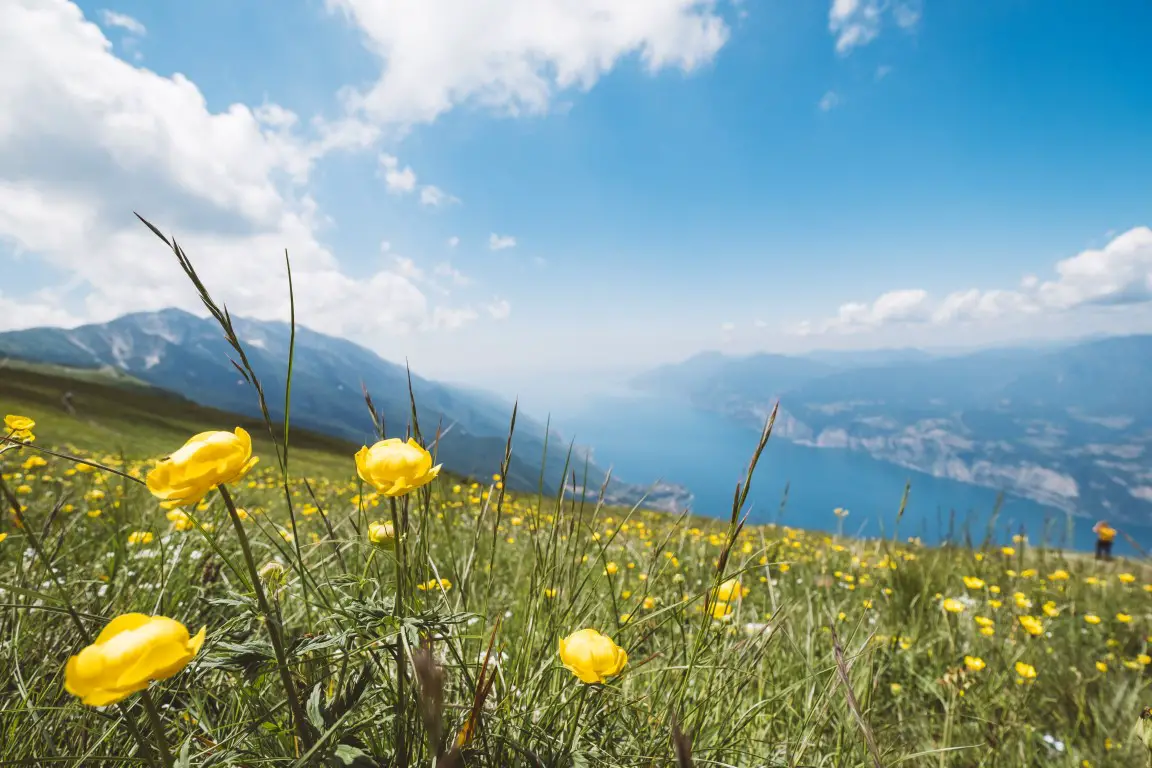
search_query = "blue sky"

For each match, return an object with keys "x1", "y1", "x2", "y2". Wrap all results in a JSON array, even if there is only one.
[{"x1": 2, "y1": 0, "x2": 1151, "y2": 399}]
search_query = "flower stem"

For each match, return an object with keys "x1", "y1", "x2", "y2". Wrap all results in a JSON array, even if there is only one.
[
  {"x1": 218, "y1": 486, "x2": 313, "y2": 752},
  {"x1": 566, "y1": 685, "x2": 590, "y2": 756},
  {"x1": 390, "y1": 495, "x2": 409, "y2": 767},
  {"x1": 141, "y1": 691, "x2": 175, "y2": 768}
]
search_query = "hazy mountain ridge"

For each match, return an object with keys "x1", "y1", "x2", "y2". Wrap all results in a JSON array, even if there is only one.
[
  {"x1": 632, "y1": 337, "x2": 1152, "y2": 522},
  {"x1": 0, "y1": 310, "x2": 692, "y2": 511}
]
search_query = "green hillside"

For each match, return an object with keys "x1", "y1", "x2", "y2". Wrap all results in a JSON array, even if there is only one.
[
  {"x1": 3, "y1": 359, "x2": 1152, "y2": 766},
  {"x1": 0, "y1": 362, "x2": 357, "y2": 477}
]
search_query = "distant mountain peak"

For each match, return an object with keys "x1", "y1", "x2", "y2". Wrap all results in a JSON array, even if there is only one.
[{"x1": 0, "y1": 307, "x2": 684, "y2": 507}]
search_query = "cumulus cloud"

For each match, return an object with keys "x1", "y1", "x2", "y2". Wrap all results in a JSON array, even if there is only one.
[
  {"x1": 828, "y1": 0, "x2": 921, "y2": 55},
  {"x1": 489, "y1": 233, "x2": 517, "y2": 251},
  {"x1": 818, "y1": 90, "x2": 840, "y2": 111},
  {"x1": 4, "y1": 0, "x2": 735, "y2": 352},
  {"x1": 379, "y1": 153, "x2": 418, "y2": 193},
  {"x1": 98, "y1": 9, "x2": 145, "y2": 36},
  {"x1": 792, "y1": 227, "x2": 1152, "y2": 335},
  {"x1": 419, "y1": 184, "x2": 458, "y2": 207},
  {"x1": 325, "y1": 0, "x2": 730, "y2": 126},
  {"x1": 0, "y1": 0, "x2": 481, "y2": 341},
  {"x1": 378, "y1": 153, "x2": 458, "y2": 205},
  {"x1": 447, "y1": 235, "x2": 460, "y2": 248}
]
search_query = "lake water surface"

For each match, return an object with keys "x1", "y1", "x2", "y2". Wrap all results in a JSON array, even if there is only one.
[{"x1": 550, "y1": 392, "x2": 1152, "y2": 555}]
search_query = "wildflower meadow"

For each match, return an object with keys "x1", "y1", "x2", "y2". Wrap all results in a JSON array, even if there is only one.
[{"x1": 2, "y1": 227, "x2": 1152, "y2": 766}]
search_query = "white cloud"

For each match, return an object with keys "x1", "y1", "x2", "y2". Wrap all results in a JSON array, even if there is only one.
[
  {"x1": 378, "y1": 154, "x2": 459, "y2": 204},
  {"x1": 893, "y1": 1, "x2": 922, "y2": 29},
  {"x1": 447, "y1": 235, "x2": 460, "y2": 248},
  {"x1": 828, "y1": 0, "x2": 920, "y2": 55},
  {"x1": 393, "y1": 256, "x2": 422, "y2": 280},
  {"x1": 326, "y1": 0, "x2": 730, "y2": 127},
  {"x1": 753, "y1": 318, "x2": 767, "y2": 328},
  {"x1": 433, "y1": 262, "x2": 470, "y2": 286},
  {"x1": 720, "y1": 321, "x2": 735, "y2": 332},
  {"x1": 486, "y1": 299, "x2": 511, "y2": 320},
  {"x1": 818, "y1": 90, "x2": 840, "y2": 111},
  {"x1": 431, "y1": 306, "x2": 479, "y2": 330},
  {"x1": 98, "y1": 9, "x2": 145, "y2": 36},
  {"x1": 793, "y1": 227, "x2": 1152, "y2": 335},
  {"x1": 379, "y1": 153, "x2": 418, "y2": 193},
  {"x1": 0, "y1": 0, "x2": 486, "y2": 342},
  {"x1": 419, "y1": 184, "x2": 458, "y2": 207},
  {"x1": 489, "y1": 233, "x2": 517, "y2": 251}
]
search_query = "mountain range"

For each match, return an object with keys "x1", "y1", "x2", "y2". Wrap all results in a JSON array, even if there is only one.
[
  {"x1": 0, "y1": 309, "x2": 691, "y2": 511},
  {"x1": 632, "y1": 336, "x2": 1152, "y2": 523}
]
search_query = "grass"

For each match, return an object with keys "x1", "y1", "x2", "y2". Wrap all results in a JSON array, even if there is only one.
[
  {"x1": 1, "y1": 221, "x2": 1151, "y2": 767},
  {"x1": 0, "y1": 362, "x2": 359, "y2": 479}
]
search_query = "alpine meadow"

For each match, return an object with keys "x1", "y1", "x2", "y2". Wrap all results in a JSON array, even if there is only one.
[
  {"x1": 4, "y1": 1, "x2": 1152, "y2": 766},
  {"x1": 3, "y1": 223, "x2": 1152, "y2": 766}
]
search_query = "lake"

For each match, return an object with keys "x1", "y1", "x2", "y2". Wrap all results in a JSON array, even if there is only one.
[{"x1": 549, "y1": 392, "x2": 1152, "y2": 555}]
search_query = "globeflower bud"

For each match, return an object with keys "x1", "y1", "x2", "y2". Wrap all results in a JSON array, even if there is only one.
[
  {"x1": 368, "y1": 520, "x2": 396, "y2": 549},
  {"x1": 558, "y1": 628, "x2": 627, "y2": 684}
]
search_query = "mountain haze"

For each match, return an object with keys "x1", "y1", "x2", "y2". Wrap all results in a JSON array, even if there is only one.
[{"x1": 0, "y1": 310, "x2": 690, "y2": 509}]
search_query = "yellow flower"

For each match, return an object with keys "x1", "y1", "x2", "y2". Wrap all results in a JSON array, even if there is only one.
[
  {"x1": 367, "y1": 521, "x2": 396, "y2": 548},
  {"x1": 1000, "y1": 546, "x2": 1016, "y2": 556},
  {"x1": 942, "y1": 598, "x2": 965, "y2": 614},
  {"x1": 0, "y1": 532, "x2": 7, "y2": 544},
  {"x1": 711, "y1": 600, "x2": 734, "y2": 620},
  {"x1": 558, "y1": 628, "x2": 628, "y2": 684},
  {"x1": 962, "y1": 576, "x2": 985, "y2": 590},
  {"x1": 127, "y1": 531, "x2": 154, "y2": 546},
  {"x1": 1118, "y1": 573, "x2": 1136, "y2": 584},
  {"x1": 354, "y1": 438, "x2": 441, "y2": 497},
  {"x1": 544, "y1": 588, "x2": 558, "y2": 599},
  {"x1": 146, "y1": 429, "x2": 259, "y2": 508},
  {"x1": 1042, "y1": 601, "x2": 1059, "y2": 618},
  {"x1": 1095, "y1": 661, "x2": 1108, "y2": 673},
  {"x1": 890, "y1": 682, "x2": 902, "y2": 694},
  {"x1": 416, "y1": 578, "x2": 452, "y2": 592},
  {"x1": 64, "y1": 614, "x2": 206, "y2": 706},
  {"x1": 4, "y1": 414, "x2": 35, "y2": 440},
  {"x1": 1018, "y1": 615, "x2": 1044, "y2": 637},
  {"x1": 964, "y1": 655, "x2": 986, "y2": 671},
  {"x1": 1048, "y1": 569, "x2": 1070, "y2": 581},
  {"x1": 166, "y1": 510, "x2": 194, "y2": 532},
  {"x1": 604, "y1": 562, "x2": 619, "y2": 576},
  {"x1": 1084, "y1": 613, "x2": 1101, "y2": 625},
  {"x1": 1014, "y1": 661, "x2": 1037, "y2": 681},
  {"x1": 715, "y1": 577, "x2": 743, "y2": 603},
  {"x1": 1116, "y1": 612, "x2": 1132, "y2": 623}
]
